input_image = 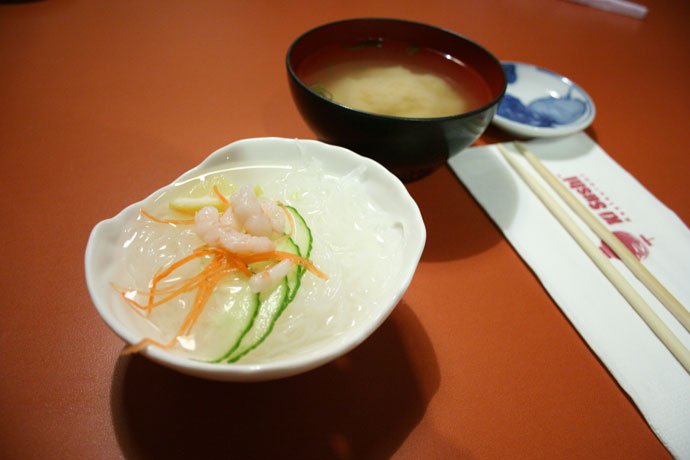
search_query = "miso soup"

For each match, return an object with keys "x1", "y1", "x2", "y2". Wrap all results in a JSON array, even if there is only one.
[{"x1": 297, "y1": 39, "x2": 493, "y2": 118}]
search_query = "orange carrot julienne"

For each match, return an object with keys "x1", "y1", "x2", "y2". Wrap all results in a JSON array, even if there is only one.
[
  {"x1": 177, "y1": 268, "x2": 234, "y2": 337},
  {"x1": 278, "y1": 202, "x2": 295, "y2": 237},
  {"x1": 123, "y1": 337, "x2": 176, "y2": 355},
  {"x1": 149, "y1": 246, "x2": 214, "y2": 284},
  {"x1": 241, "y1": 251, "x2": 328, "y2": 280},
  {"x1": 117, "y1": 245, "x2": 257, "y2": 354},
  {"x1": 116, "y1": 204, "x2": 327, "y2": 356},
  {"x1": 213, "y1": 185, "x2": 229, "y2": 209},
  {"x1": 146, "y1": 246, "x2": 218, "y2": 314},
  {"x1": 121, "y1": 266, "x2": 234, "y2": 312},
  {"x1": 221, "y1": 251, "x2": 253, "y2": 277}
]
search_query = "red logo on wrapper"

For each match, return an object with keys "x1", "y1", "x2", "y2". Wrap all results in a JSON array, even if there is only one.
[
  {"x1": 599, "y1": 231, "x2": 652, "y2": 261},
  {"x1": 559, "y1": 174, "x2": 654, "y2": 261}
]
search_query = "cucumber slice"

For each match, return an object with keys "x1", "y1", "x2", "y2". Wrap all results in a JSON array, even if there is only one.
[
  {"x1": 205, "y1": 277, "x2": 260, "y2": 363},
  {"x1": 285, "y1": 205, "x2": 312, "y2": 302},
  {"x1": 224, "y1": 237, "x2": 299, "y2": 362},
  {"x1": 226, "y1": 278, "x2": 291, "y2": 362},
  {"x1": 212, "y1": 205, "x2": 316, "y2": 363},
  {"x1": 286, "y1": 205, "x2": 313, "y2": 259}
]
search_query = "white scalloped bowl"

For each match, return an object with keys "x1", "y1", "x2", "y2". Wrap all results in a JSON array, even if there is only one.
[{"x1": 85, "y1": 138, "x2": 426, "y2": 381}]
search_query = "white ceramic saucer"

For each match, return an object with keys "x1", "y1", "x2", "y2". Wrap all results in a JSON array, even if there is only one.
[{"x1": 492, "y1": 62, "x2": 595, "y2": 138}]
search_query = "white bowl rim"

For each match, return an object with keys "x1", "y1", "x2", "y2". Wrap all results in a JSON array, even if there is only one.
[{"x1": 84, "y1": 137, "x2": 426, "y2": 381}]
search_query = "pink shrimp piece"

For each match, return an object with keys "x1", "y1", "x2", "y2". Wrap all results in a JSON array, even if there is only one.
[
  {"x1": 195, "y1": 205, "x2": 276, "y2": 254},
  {"x1": 218, "y1": 230, "x2": 275, "y2": 255},
  {"x1": 231, "y1": 185, "x2": 263, "y2": 226},
  {"x1": 195, "y1": 207, "x2": 221, "y2": 244},
  {"x1": 261, "y1": 201, "x2": 286, "y2": 234},
  {"x1": 244, "y1": 213, "x2": 273, "y2": 237},
  {"x1": 229, "y1": 185, "x2": 284, "y2": 237},
  {"x1": 249, "y1": 259, "x2": 294, "y2": 293},
  {"x1": 219, "y1": 207, "x2": 240, "y2": 230}
]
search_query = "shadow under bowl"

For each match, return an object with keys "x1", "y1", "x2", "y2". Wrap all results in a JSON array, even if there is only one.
[{"x1": 287, "y1": 18, "x2": 507, "y2": 182}]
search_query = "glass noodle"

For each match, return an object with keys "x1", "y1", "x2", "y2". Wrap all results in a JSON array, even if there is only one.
[{"x1": 113, "y1": 158, "x2": 404, "y2": 364}]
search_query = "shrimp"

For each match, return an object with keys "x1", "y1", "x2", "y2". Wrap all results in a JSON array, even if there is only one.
[
  {"x1": 230, "y1": 185, "x2": 285, "y2": 237},
  {"x1": 195, "y1": 206, "x2": 223, "y2": 245},
  {"x1": 261, "y1": 201, "x2": 286, "y2": 234},
  {"x1": 195, "y1": 205, "x2": 276, "y2": 254},
  {"x1": 244, "y1": 213, "x2": 273, "y2": 237},
  {"x1": 219, "y1": 207, "x2": 240, "y2": 229},
  {"x1": 192, "y1": 186, "x2": 293, "y2": 291},
  {"x1": 218, "y1": 230, "x2": 275, "y2": 254},
  {"x1": 248, "y1": 259, "x2": 294, "y2": 293},
  {"x1": 231, "y1": 186, "x2": 264, "y2": 225}
]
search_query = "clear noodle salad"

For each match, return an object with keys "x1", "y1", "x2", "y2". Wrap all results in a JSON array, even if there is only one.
[{"x1": 112, "y1": 157, "x2": 405, "y2": 364}]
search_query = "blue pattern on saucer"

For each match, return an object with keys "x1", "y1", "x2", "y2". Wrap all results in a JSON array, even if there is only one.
[
  {"x1": 497, "y1": 63, "x2": 589, "y2": 128},
  {"x1": 503, "y1": 63, "x2": 518, "y2": 84}
]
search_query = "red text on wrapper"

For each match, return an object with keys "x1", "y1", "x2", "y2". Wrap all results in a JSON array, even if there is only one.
[{"x1": 559, "y1": 175, "x2": 653, "y2": 261}]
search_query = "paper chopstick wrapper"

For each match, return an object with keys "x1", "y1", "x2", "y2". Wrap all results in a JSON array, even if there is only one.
[{"x1": 449, "y1": 132, "x2": 690, "y2": 459}]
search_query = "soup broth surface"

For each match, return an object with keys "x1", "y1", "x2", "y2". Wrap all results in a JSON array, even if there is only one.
[{"x1": 298, "y1": 39, "x2": 492, "y2": 118}]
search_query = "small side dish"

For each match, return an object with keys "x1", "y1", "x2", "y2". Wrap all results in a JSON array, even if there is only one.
[
  {"x1": 492, "y1": 62, "x2": 595, "y2": 138},
  {"x1": 85, "y1": 138, "x2": 426, "y2": 381}
]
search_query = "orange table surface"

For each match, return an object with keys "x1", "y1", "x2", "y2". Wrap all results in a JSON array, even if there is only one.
[{"x1": 2, "y1": 1, "x2": 688, "y2": 459}]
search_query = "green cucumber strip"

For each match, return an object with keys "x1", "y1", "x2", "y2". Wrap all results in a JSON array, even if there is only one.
[
  {"x1": 205, "y1": 277, "x2": 260, "y2": 363},
  {"x1": 286, "y1": 205, "x2": 312, "y2": 259},
  {"x1": 284, "y1": 205, "x2": 312, "y2": 302},
  {"x1": 226, "y1": 278, "x2": 291, "y2": 362},
  {"x1": 225, "y1": 237, "x2": 300, "y2": 362},
  {"x1": 214, "y1": 205, "x2": 315, "y2": 363}
]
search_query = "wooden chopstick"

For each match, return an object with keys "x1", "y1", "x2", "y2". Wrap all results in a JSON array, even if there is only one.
[
  {"x1": 513, "y1": 140, "x2": 690, "y2": 334},
  {"x1": 496, "y1": 143, "x2": 690, "y2": 374}
]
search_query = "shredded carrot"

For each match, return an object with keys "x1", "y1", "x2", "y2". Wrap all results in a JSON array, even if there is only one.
[
  {"x1": 176, "y1": 268, "x2": 234, "y2": 336},
  {"x1": 213, "y1": 185, "x2": 229, "y2": 210},
  {"x1": 220, "y1": 250, "x2": 253, "y2": 277},
  {"x1": 118, "y1": 206, "x2": 327, "y2": 356},
  {"x1": 123, "y1": 337, "x2": 176, "y2": 355},
  {"x1": 278, "y1": 202, "x2": 295, "y2": 237},
  {"x1": 119, "y1": 251, "x2": 247, "y2": 355},
  {"x1": 122, "y1": 265, "x2": 234, "y2": 312},
  {"x1": 240, "y1": 251, "x2": 328, "y2": 280},
  {"x1": 140, "y1": 209, "x2": 194, "y2": 225},
  {"x1": 146, "y1": 246, "x2": 217, "y2": 314}
]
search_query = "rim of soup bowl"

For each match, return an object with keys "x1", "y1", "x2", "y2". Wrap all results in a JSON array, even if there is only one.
[{"x1": 286, "y1": 17, "x2": 507, "y2": 123}]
